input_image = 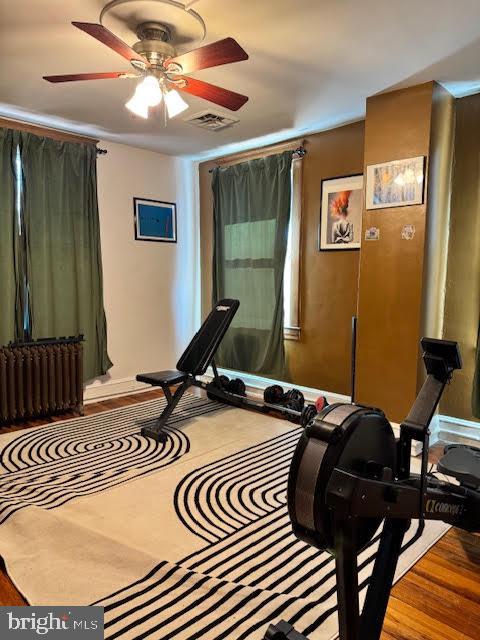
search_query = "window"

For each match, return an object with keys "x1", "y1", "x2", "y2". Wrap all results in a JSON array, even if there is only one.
[{"x1": 283, "y1": 156, "x2": 302, "y2": 340}]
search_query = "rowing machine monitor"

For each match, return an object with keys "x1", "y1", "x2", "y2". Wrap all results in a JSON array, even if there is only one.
[
  {"x1": 265, "y1": 338, "x2": 479, "y2": 640},
  {"x1": 420, "y1": 337, "x2": 462, "y2": 379}
]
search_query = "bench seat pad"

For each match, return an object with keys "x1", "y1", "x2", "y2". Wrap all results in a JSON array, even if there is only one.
[{"x1": 136, "y1": 370, "x2": 187, "y2": 386}]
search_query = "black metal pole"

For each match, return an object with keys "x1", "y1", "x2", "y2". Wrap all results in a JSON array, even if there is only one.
[
  {"x1": 211, "y1": 359, "x2": 220, "y2": 381},
  {"x1": 359, "y1": 518, "x2": 409, "y2": 640},
  {"x1": 334, "y1": 519, "x2": 360, "y2": 640},
  {"x1": 351, "y1": 316, "x2": 357, "y2": 403}
]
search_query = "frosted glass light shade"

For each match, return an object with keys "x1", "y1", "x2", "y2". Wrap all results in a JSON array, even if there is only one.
[
  {"x1": 138, "y1": 75, "x2": 162, "y2": 107},
  {"x1": 165, "y1": 88, "x2": 188, "y2": 118},
  {"x1": 125, "y1": 92, "x2": 149, "y2": 118}
]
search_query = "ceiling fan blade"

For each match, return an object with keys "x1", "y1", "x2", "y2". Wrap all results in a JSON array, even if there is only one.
[
  {"x1": 72, "y1": 22, "x2": 148, "y2": 65},
  {"x1": 166, "y1": 38, "x2": 248, "y2": 74},
  {"x1": 177, "y1": 77, "x2": 248, "y2": 111},
  {"x1": 43, "y1": 72, "x2": 131, "y2": 83}
]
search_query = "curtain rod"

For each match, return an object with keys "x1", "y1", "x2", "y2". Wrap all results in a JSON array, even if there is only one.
[
  {"x1": 0, "y1": 116, "x2": 100, "y2": 146},
  {"x1": 208, "y1": 146, "x2": 306, "y2": 173},
  {"x1": 0, "y1": 116, "x2": 108, "y2": 154}
]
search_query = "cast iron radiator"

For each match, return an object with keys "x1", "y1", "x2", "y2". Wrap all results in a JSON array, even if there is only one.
[{"x1": 0, "y1": 336, "x2": 84, "y2": 424}]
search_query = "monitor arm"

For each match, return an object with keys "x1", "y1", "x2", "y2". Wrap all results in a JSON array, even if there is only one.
[{"x1": 397, "y1": 338, "x2": 462, "y2": 524}]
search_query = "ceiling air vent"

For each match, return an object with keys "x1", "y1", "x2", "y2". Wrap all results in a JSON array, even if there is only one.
[{"x1": 184, "y1": 109, "x2": 239, "y2": 131}]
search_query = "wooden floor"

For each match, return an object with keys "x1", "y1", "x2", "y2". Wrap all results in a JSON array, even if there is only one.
[{"x1": 0, "y1": 391, "x2": 478, "y2": 640}]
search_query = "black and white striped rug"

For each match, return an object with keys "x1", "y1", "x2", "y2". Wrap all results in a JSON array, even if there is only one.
[{"x1": 0, "y1": 395, "x2": 449, "y2": 639}]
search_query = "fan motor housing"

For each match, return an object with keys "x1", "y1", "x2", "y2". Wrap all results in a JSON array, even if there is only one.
[{"x1": 132, "y1": 22, "x2": 176, "y2": 67}]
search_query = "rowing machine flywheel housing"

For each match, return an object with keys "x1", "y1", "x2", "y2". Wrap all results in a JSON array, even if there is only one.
[{"x1": 288, "y1": 403, "x2": 396, "y2": 553}]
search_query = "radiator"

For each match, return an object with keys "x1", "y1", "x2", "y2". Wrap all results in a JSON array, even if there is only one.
[{"x1": 0, "y1": 336, "x2": 84, "y2": 424}]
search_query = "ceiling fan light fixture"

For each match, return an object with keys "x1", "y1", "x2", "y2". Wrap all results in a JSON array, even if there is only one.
[
  {"x1": 138, "y1": 74, "x2": 162, "y2": 107},
  {"x1": 48, "y1": 21, "x2": 249, "y2": 125},
  {"x1": 165, "y1": 88, "x2": 189, "y2": 118},
  {"x1": 125, "y1": 75, "x2": 163, "y2": 118},
  {"x1": 125, "y1": 92, "x2": 149, "y2": 119}
]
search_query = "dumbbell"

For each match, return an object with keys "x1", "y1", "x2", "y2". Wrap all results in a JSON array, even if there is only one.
[
  {"x1": 208, "y1": 375, "x2": 247, "y2": 399},
  {"x1": 218, "y1": 375, "x2": 231, "y2": 390},
  {"x1": 264, "y1": 385, "x2": 305, "y2": 410},
  {"x1": 226, "y1": 377, "x2": 247, "y2": 397},
  {"x1": 264, "y1": 389, "x2": 326, "y2": 427},
  {"x1": 282, "y1": 389, "x2": 305, "y2": 422},
  {"x1": 263, "y1": 384, "x2": 285, "y2": 405},
  {"x1": 301, "y1": 403, "x2": 318, "y2": 428},
  {"x1": 218, "y1": 376, "x2": 247, "y2": 396},
  {"x1": 285, "y1": 402, "x2": 318, "y2": 425},
  {"x1": 294, "y1": 397, "x2": 328, "y2": 426},
  {"x1": 207, "y1": 375, "x2": 231, "y2": 401},
  {"x1": 284, "y1": 389, "x2": 305, "y2": 413}
]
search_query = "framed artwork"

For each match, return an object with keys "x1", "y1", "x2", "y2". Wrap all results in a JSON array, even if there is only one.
[
  {"x1": 365, "y1": 156, "x2": 425, "y2": 210},
  {"x1": 133, "y1": 197, "x2": 177, "y2": 243},
  {"x1": 319, "y1": 174, "x2": 364, "y2": 251}
]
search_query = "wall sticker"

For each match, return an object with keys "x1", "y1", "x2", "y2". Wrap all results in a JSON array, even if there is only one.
[
  {"x1": 401, "y1": 224, "x2": 416, "y2": 240},
  {"x1": 365, "y1": 227, "x2": 380, "y2": 241}
]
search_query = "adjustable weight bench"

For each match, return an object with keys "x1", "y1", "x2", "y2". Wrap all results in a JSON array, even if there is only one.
[{"x1": 137, "y1": 299, "x2": 240, "y2": 442}]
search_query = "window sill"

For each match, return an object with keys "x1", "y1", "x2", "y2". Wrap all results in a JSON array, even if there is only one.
[{"x1": 284, "y1": 326, "x2": 300, "y2": 341}]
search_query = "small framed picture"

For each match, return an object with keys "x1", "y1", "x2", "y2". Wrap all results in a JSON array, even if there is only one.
[
  {"x1": 365, "y1": 156, "x2": 425, "y2": 210},
  {"x1": 319, "y1": 174, "x2": 364, "y2": 251},
  {"x1": 133, "y1": 197, "x2": 177, "y2": 243}
]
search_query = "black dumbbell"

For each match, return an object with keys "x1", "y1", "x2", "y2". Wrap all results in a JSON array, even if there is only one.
[
  {"x1": 282, "y1": 390, "x2": 305, "y2": 418},
  {"x1": 301, "y1": 404, "x2": 318, "y2": 428},
  {"x1": 226, "y1": 378, "x2": 246, "y2": 396},
  {"x1": 207, "y1": 375, "x2": 230, "y2": 401},
  {"x1": 284, "y1": 401, "x2": 317, "y2": 425},
  {"x1": 264, "y1": 386, "x2": 305, "y2": 408},
  {"x1": 218, "y1": 375, "x2": 230, "y2": 390},
  {"x1": 284, "y1": 404, "x2": 300, "y2": 423},
  {"x1": 284, "y1": 389, "x2": 305, "y2": 410},
  {"x1": 264, "y1": 384, "x2": 285, "y2": 405}
]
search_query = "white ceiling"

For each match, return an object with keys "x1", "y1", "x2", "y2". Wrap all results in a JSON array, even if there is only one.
[{"x1": 1, "y1": 0, "x2": 480, "y2": 159}]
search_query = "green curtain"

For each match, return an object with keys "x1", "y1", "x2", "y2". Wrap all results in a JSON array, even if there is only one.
[
  {"x1": 212, "y1": 151, "x2": 292, "y2": 380},
  {"x1": 0, "y1": 129, "x2": 23, "y2": 345},
  {"x1": 473, "y1": 323, "x2": 480, "y2": 418},
  {"x1": 19, "y1": 132, "x2": 112, "y2": 381}
]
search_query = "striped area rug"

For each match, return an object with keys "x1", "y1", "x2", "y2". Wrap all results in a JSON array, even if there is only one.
[{"x1": 0, "y1": 394, "x2": 449, "y2": 640}]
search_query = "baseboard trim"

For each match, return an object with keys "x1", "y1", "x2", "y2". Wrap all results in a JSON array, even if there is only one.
[
  {"x1": 85, "y1": 369, "x2": 352, "y2": 406},
  {"x1": 431, "y1": 414, "x2": 480, "y2": 448},
  {"x1": 200, "y1": 366, "x2": 351, "y2": 404},
  {"x1": 84, "y1": 377, "x2": 150, "y2": 403}
]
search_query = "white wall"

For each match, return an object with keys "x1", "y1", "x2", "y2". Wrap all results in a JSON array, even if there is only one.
[{"x1": 85, "y1": 141, "x2": 198, "y2": 400}]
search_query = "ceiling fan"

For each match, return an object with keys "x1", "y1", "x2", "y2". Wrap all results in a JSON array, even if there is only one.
[{"x1": 43, "y1": 21, "x2": 249, "y2": 119}]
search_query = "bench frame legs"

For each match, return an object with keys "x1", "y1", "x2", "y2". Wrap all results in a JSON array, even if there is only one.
[{"x1": 140, "y1": 378, "x2": 194, "y2": 442}]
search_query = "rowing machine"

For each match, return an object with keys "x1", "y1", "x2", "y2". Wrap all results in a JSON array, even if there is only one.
[{"x1": 265, "y1": 338, "x2": 480, "y2": 640}]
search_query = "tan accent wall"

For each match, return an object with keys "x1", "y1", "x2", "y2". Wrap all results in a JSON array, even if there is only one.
[
  {"x1": 441, "y1": 93, "x2": 480, "y2": 421},
  {"x1": 199, "y1": 121, "x2": 364, "y2": 394},
  {"x1": 355, "y1": 83, "x2": 437, "y2": 422},
  {"x1": 285, "y1": 122, "x2": 364, "y2": 393}
]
